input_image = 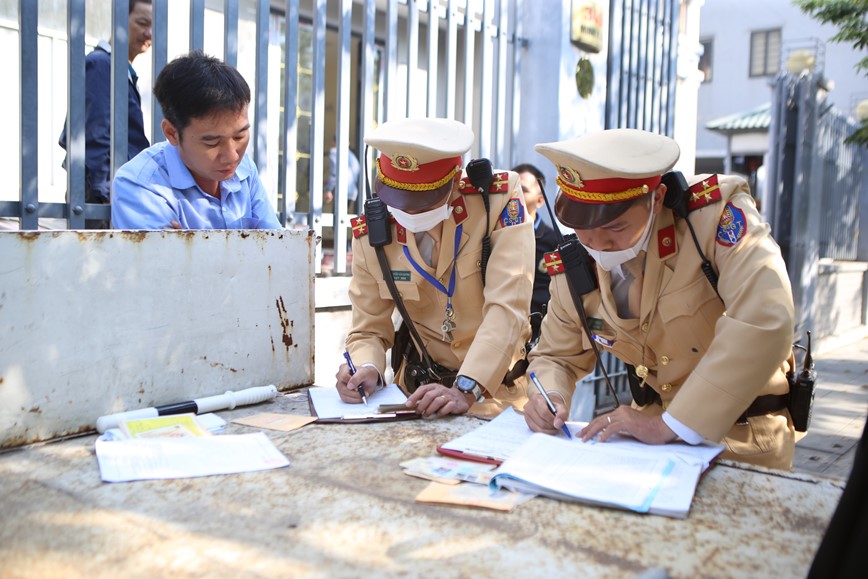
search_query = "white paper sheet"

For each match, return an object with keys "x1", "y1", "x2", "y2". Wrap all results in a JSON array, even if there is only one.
[
  {"x1": 438, "y1": 407, "x2": 535, "y2": 462},
  {"x1": 308, "y1": 384, "x2": 410, "y2": 419},
  {"x1": 95, "y1": 431, "x2": 290, "y2": 482}
]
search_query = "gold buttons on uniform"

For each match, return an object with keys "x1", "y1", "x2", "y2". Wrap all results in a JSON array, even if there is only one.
[
  {"x1": 452, "y1": 340, "x2": 462, "y2": 349},
  {"x1": 661, "y1": 383, "x2": 672, "y2": 392},
  {"x1": 476, "y1": 260, "x2": 482, "y2": 267},
  {"x1": 641, "y1": 322, "x2": 650, "y2": 332},
  {"x1": 660, "y1": 356, "x2": 670, "y2": 365}
]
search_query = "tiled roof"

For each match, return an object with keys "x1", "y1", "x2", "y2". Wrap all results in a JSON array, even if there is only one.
[{"x1": 705, "y1": 103, "x2": 771, "y2": 132}]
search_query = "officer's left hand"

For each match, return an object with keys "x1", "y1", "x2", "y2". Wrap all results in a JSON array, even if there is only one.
[
  {"x1": 580, "y1": 406, "x2": 678, "y2": 445},
  {"x1": 407, "y1": 383, "x2": 473, "y2": 418}
]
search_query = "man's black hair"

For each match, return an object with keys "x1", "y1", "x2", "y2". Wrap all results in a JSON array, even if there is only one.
[
  {"x1": 130, "y1": 0, "x2": 152, "y2": 13},
  {"x1": 511, "y1": 162, "x2": 546, "y2": 188},
  {"x1": 153, "y1": 51, "x2": 250, "y2": 138}
]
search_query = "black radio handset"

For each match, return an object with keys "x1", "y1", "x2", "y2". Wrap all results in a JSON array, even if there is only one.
[
  {"x1": 465, "y1": 158, "x2": 494, "y2": 286},
  {"x1": 661, "y1": 171, "x2": 719, "y2": 295},
  {"x1": 363, "y1": 148, "x2": 391, "y2": 248},
  {"x1": 538, "y1": 177, "x2": 620, "y2": 408}
]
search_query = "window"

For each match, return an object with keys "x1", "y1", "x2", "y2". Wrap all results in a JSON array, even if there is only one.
[
  {"x1": 750, "y1": 29, "x2": 781, "y2": 77},
  {"x1": 699, "y1": 39, "x2": 713, "y2": 83}
]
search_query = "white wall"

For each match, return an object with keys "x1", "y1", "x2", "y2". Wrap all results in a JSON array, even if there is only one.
[{"x1": 696, "y1": 0, "x2": 867, "y2": 160}]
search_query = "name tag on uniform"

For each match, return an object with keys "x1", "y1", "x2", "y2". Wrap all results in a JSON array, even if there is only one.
[{"x1": 391, "y1": 270, "x2": 411, "y2": 282}]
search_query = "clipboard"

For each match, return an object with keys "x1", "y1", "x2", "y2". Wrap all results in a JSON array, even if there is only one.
[{"x1": 307, "y1": 385, "x2": 421, "y2": 424}]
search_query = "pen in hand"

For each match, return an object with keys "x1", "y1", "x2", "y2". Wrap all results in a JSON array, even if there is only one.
[
  {"x1": 343, "y1": 351, "x2": 367, "y2": 406},
  {"x1": 529, "y1": 371, "x2": 572, "y2": 439}
]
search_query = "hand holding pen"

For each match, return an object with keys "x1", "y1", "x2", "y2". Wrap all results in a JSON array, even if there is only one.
[
  {"x1": 343, "y1": 351, "x2": 367, "y2": 406},
  {"x1": 529, "y1": 371, "x2": 572, "y2": 439}
]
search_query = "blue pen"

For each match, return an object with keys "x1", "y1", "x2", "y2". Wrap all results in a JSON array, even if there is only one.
[
  {"x1": 529, "y1": 371, "x2": 572, "y2": 439},
  {"x1": 343, "y1": 351, "x2": 367, "y2": 406}
]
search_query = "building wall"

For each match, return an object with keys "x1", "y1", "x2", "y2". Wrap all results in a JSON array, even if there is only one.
[{"x1": 696, "y1": 0, "x2": 867, "y2": 163}]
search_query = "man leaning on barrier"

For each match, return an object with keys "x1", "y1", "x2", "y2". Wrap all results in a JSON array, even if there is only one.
[
  {"x1": 524, "y1": 128, "x2": 798, "y2": 470},
  {"x1": 335, "y1": 117, "x2": 534, "y2": 419},
  {"x1": 111, "y1": 51, "x2": 281, "y2": 230}
]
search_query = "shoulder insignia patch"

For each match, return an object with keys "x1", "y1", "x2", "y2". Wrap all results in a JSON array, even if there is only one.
[
  {"x1": 543, "y1": 251, "x2": 564, "y2": 275},
  {"x1": 458, "y1": 171, "x2": 511, "y2": 194},
  {"x1": 688, "y1": 175, "x2": 723, "y2": 212},
  {"x1": 351, "y1": 215, "x2": 368, "y2": 238},
  {"x1": 451, "y1": 197, "x2": 469, "y2": 225},
  {"x1": 716, "y1": 202, "x2": 747, "y2": 247},
  {"x1": 657, "y1": 224, "x2": 676, "y2": 258},
  {"x1": 499, "y1": 197, "x2": 525, "y2": 227}
]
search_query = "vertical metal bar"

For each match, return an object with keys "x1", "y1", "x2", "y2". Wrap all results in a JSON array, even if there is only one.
[
  {"x1": 253, "y1": 0, "x2": 269, "y2": 176},
  {"x1": 445, "y1": 0, "x2": 458, "y2": 119},
  {"x1": 19, "y1": 0, "x2": 38, "y2": 229},
  {"x1": 478, "y1": 0, "x2": 492, "y2": 158},
  {"x1": 406, "y1": 0, "x2": 419, "y2": 117},
  {"x1": 605, "y1": 0, "x2": 620, "y2": 129},
  {"x1": 334, "y1": 0, "x2": 353, "y2": 274},
  {"x1": 359, "y1": 0, "x2": 376, "y2": 210},
  {"x1": 110, "y1": 0, "x2": 129, "y2": 184},
  {"x1": 151, "y1": 0, "x2": 168, "y2": 142},
  {"x1": 463, "y1": 0, "x2": 476, "y2": 130},
  {"x1": 66, "y1": 0, "x2": 86, "y2": 229},
  {"x1": 493, "y1": 0, "x2": 508, "y2": 168},
  {"x1": 224, "y1": 0, "x2": 239, "y2": 67},
  {"x1": 190, "y1": 0, "x2": 205, "y2": 52},
  {"x1": 310, "y1": 0, "x2": 327, "y2": 269},
  {"x1": 665, "y1": 0, "x2": 679, "y2": 136},
  {"x1": 384, "y1": 0, "x2": 398, "y2": 121},
  {"x1": 426, "y1": 0, "x2": 440, "y2": 118},
  {"x1": 281, "y1": 0, "x2": 299, "y2": 227}
]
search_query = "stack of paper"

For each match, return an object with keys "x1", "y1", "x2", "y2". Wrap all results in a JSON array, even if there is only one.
[
  {"x1": 435, "y1": 408, "x2": 723, "y2": 518},
  {"x1": 308, "y1": 384, "x2": 416, "y2": 422}
]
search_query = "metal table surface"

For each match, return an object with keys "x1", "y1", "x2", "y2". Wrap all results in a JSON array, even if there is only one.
[{"x1": 0, "y1": 390, "x2": 844, "y2": 578}]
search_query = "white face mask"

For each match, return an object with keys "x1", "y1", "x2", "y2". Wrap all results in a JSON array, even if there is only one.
[
  {"x1": 389, "y1": 202, "x2": 452, "y2": 233},
  {"x1": 580, "y1": 203, "x2": 656, "y2": 278}
]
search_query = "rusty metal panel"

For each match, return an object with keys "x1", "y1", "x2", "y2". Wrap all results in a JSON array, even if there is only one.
[
  {"x1": 0, "y1": 392, "x2": 843, "y2": 577},
  {"x1": 0, "y1": 230, "x2": 315, "y2": 448}
]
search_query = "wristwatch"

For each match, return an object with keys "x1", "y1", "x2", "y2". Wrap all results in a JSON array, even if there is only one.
[{"x1": 456, "y1": 375, "x2": 484, "y2": 403}]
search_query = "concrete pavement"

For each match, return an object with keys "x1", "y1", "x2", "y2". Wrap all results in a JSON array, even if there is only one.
[{"x1": 793, "y1": 336, "x2": 868, "y2": 480}]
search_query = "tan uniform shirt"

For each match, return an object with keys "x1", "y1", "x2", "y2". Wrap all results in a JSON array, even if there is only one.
[
  {"x1": 528, "y1": 174, "x2": 796, "y2": 469},
  {"x1": 347, "y1": 170, "x2": 534, "y2": 415}
]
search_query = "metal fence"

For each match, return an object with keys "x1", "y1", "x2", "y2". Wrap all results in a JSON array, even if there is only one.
[{"x1": 767, "y1": 71, "x2": 865, "y2": 337}]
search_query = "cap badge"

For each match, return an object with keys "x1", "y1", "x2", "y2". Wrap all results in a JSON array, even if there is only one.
[
  {"x1": 391, "y1": 155, "x2": 420, "y2": 172},
  {"x1": 558, "y1": 166, "x2": 584, "y2": 188}
]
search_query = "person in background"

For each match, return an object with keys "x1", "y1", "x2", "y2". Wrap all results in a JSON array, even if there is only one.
[
  {"x1": 59, "y1": 0, "x2": 153, "y2": 229},
  {"x1": 111, "y1": 51, "x2": 281, "y2": 230},
  {"x1": 525, "y1": 128, "x2": 797, "y2": 470},
  {"x1": 512, "y1": 162, "x2": 560, "y2": 340},
  {"x1": 324, "y1": 134, "x2": 361, "y2": 210},
  {"x1": 336, "y1": 117, "x2": 534, "y2": 418}
]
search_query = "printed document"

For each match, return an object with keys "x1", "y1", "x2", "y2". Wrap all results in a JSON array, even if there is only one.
[{"x1": 308, "y1": 384, "x2": 410, "y2": 419}]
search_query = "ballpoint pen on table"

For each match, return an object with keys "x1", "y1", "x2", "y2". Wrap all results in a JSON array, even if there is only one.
[
  {"x1": 343, "y1": 351, "x2": 367, "y2": 406},
  {"x1": 529, "y1": 371, "x2": 572, "y2": 439}
]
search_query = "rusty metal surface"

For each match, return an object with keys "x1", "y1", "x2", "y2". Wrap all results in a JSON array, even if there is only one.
[
  {"x1": 0, "y1": 230, "x2": 315, "y2": 448},
  {"x1": 0, "y1": 392, "x2": 843, "y2": 578}
]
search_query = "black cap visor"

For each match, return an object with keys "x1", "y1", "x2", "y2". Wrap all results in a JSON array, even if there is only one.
[{"x1": 374, "y1": 177, "x2": 454, "y2": 212}]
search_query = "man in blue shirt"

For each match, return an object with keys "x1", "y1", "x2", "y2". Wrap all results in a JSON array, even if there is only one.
[
  {"x1": 112, "y1": 52, "x2": 281, "y2": 230},
  {"x1": 59, "y1": 0, "x2": 153, "y2": 229}
]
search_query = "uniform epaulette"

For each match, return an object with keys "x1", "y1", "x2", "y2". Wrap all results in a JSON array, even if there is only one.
[
  {"x1": 687, "y1": 174, "x2": 723, "y2": 212},
  {"x1": 351, "y1": 215, "x2": 369, "y2": 238},
  {"x1": 457, "y1": 172, "x2": 510, "y2": 195},
  {"x1": 351, "y1": 214, "x2": 396, "y2": 238},
  {"x1": 543, "y1": 251, "x2": 564, "y2": 275}
]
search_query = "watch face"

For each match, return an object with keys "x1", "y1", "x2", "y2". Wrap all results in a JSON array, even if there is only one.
[{"x1": 457, "y1": 376, "x2": 476, "y2": 392}]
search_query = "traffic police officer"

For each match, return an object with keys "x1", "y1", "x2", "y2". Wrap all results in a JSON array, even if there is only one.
[
  {"x1": 525, "y1": 129, "x2": 797, "y2": 470},
  {"x1": 336, "y1": 118, "x2": 534, "y2": 418}
]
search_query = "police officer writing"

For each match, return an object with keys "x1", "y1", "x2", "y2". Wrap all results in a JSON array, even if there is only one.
[
  {"x1": 525, "y1": 129, "x2": 797, "y2": 470},
  {"x1": 335, "y1": 118, "x2": 534, "y2": 418}
]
